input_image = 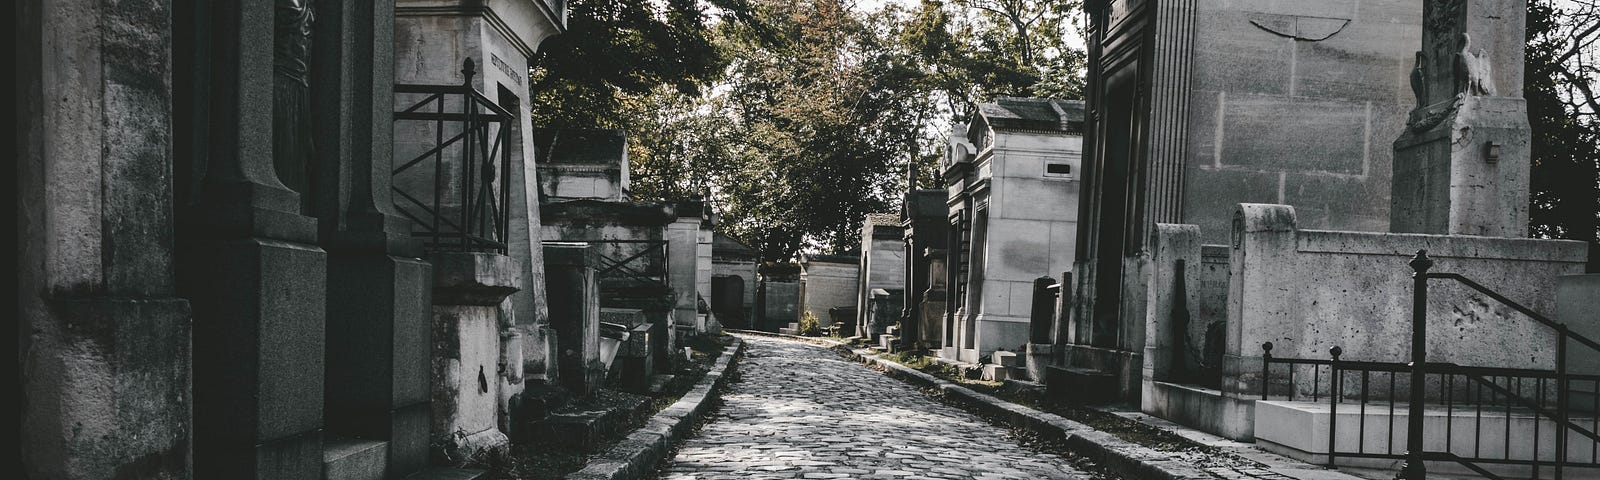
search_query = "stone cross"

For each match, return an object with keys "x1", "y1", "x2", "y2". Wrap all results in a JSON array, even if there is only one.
[{"x1": 1391, "y1": 0, "x2": 1530, "y2": 237}]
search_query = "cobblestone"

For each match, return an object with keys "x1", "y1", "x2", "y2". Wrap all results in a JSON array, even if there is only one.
[{"x1": 659, "y1": 335, "x2": 1089, "y2": 479}]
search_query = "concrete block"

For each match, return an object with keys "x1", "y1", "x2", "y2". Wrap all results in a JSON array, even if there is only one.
[
  {"x1": 991, "y1": 350, "x2": 1023, "y2": 368},
  {"x1": 1044, "y1": 366, "x2": 1116, "y2": 405},
  {"x1": 322, "y1": 438, "x2": 387, "y2": 480}
]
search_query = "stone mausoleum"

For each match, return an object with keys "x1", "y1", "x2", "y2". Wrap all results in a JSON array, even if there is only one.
[
  {"x1": 1062, "y1": 0, "x2": 1427, "y2": 409},
  {"x1": 940, "y1": 97, "x2": 1085, "y2": 366},
  {"x1": 1058, "y1": 1, "x2": 1600, "y2": 477},
  {"x1": 795, "y1": 254, "x2": 862, "y2": 334},
  {"x1": 19, "y1": 0, "x2": 572, "y2": 478},
  {"x1": 855, "y1": 214, "x2": 908, "y2": 340}
]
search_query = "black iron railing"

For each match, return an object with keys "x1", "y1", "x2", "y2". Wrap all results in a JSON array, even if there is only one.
[
  {"x1": 1261, "y1": 251, "x2": 1600, "y2": 479},
  {"x1": 549, "y1": 239, "x2": 670, "y2": 295},
  {"x1": 392, "y1": 58, "x2": 512, "y2": 254}
]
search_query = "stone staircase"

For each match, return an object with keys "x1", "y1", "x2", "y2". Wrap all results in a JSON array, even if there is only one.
[{"x1": 981, "y1": 351, "x2": 1027, "y2": 382}]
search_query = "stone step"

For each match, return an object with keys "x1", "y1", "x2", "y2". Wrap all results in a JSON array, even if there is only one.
[
  {"x1": 980, "y1": 363, "x2": 1025, "y2": 382},
  {"x1": 526, "y1": 390, "x2": 653, "y2": 452},
  {"x1": 991, "y1": 350, "x2": 1023, "y2": 368},
  {"x1": 323, "y1": 438, "x2": 387, "y2": 480},
  {"x1": 778, "y1": 327, "x2": 798, "y2": 335},
  {"x1": 1044, "y1": 365, "x2": 1117, "y2": 405},
  {"x1": 648, "y1": 374, "x2": 676, "y2": 395},
  {"x1": 878, "y1": 335, "x2": 898, "y2": 353},
  {"x1": 401, "y1": 467, "x2": 484, "y2": 480}
]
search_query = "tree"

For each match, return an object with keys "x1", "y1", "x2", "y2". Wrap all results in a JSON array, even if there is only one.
[
  {"x1": 526, "y1": 0, "x2": 750, "y2": 129},
  {"x1": 1526, "y1": 0, "x2": 1600, "y2": 269},
  {"x1": 707, "y1": 0, "x2": 932, "y2": 259}
]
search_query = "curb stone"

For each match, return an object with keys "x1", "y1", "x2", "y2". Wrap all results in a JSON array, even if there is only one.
[
  {"x1": 567, "y1": 338, "x2": 746, "y2": 480},
  {"x1": 726, "y1": 330, "x2": 1360, "y2": 480}
]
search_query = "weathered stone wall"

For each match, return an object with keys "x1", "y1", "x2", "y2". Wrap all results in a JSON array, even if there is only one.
[
  {"x1": 799, "y1": 260, "x2": 861, "y2": 328},
  {"x1": 761, "y1": 280, "x2": 800, "y2": 332},
  {"x1": 966, "y1": 130, "x2": 1082, "y2": 357},
  {"x1": 19, "y1": 0, "x2": 191, "y2": 477},
  {"x1": 1225, "y1": 204, "x2": 1588, "y2": 398},
  {"x1": 1181, "y1": 0, "x2": 1421, "y2": 242},
  {"x1": 856, "y1": 219, "x2": 908, "y2": 337}
]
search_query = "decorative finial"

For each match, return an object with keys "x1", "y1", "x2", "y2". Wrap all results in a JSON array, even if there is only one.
[
  {"x1": 1409, "y1": 249, "x2": 1434, "y2": 276},
  {"x1": 1262, "y1": 342, "x2": 1274, "y2": 354},
  {"x1": 1330, "y1": 346, "x2": 1342, "y2": 360},
  {"x1": 462, "y1": 57, "x2": 477, "y2": 84}
]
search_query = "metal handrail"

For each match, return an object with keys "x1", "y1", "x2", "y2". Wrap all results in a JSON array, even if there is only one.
[
  {"x1": 391, "y1": 58, "x2": 511, "y2": 255},
  {"x1": 548, "y1": 239, "x2": 671, "y2": 293},
  {"x1": 1260, "y1": 250, "x2": 1600, "y2": 479}
]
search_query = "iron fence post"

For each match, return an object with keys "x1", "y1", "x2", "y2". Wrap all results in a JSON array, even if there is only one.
[
  {"x1": 1557, "y1": 326, "x2": 1569, "y2": 480},
  {"x1": 1397, "y1": 250, "x2": 1433, "y2": 480},
  {"x1": 1329, "y1": 346, "x2": 1343, "y2": 468},
  {"x1": 1262, "y1": 342, "x2": 1273, "y2": 400}
]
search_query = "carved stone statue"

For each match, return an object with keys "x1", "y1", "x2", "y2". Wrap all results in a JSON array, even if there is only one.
[
  {"x1": 1454, "y1": 33, "x2": 1495, "y2": 97},
  {"x1": 273, "y1": 0, "x2": 315, "y2": 209},
  {"x1": 1409, "y1": 51, "x2": 1428, "y2": 106}
]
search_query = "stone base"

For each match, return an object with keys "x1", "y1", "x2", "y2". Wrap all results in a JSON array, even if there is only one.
[
  {"x1": 1141, "y1": 381, "x2": 1255, "y2": 441},
  {"x1": 432, "y1": 427, "x2": 508, "y2": 466},
  {"x1": 1024, "y1": 343, "x2": 1055, "y2": 382},
  {"x1": 1044, "y1": 366, "x2": 1117, "y2": 404},
  {"x1": 1254, "y1": 400, "x2": 1600, "y2": 478},
  {"x1": 1059, "y1": 343, "x2": 1142, "y2": 402}
]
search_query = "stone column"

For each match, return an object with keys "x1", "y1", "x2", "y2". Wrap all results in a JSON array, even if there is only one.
[
  {"x1": 301, "y1": 0, "x2": 439, "y2": 477},
  {"x1": 668, "y1": 206, "x2": 702, "y2": 335},
  {"x1": 19, "y1": 0, "x2": 192, "y2": 477},
  {"x1": 545, "y1": 243, "x2": 604, "y2": 397},
  {"x1": 172, "y1": 1, "x2": 331, "y2": 478},
  {"x1": 430, "y1": 252, "x2": 521, "y2": 463},
  {"x1": 1391, "y1": 0, "x2": 1530, "y2": 237},
  {"x1": 697, "y1": 217, "x2": 718, "y2": 334}
]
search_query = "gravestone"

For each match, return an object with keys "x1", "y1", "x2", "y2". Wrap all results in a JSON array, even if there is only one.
[{"x1": 1391, "y1": 0, "x2": 1530, "y2": 237}]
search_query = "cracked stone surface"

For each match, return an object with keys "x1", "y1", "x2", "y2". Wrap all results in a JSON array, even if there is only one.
[{"x1": 659, "y1": 335, "x2": 1089, "y2": 479}]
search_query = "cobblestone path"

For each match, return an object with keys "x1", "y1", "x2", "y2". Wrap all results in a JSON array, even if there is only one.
[{"x1": 659, "y1": 335, "x2": 1090, "y2": 479}]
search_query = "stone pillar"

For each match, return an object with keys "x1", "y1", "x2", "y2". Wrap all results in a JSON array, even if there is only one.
[
  {"x1": 922, "y1": 249, "x2": 950, "y2": 352},
  {"x1": 19, "y1": 0, "x2": 192, "y2": 476},
  {"x1": 304, "y1": 0, "x2": 439, "y2": 477},
  {"x1": 697, "y1": 217, "x2": 718, "y2": 334},
  {"x1": 1391, "y1": 1, "x2": 1530, "y2": 237},
  {"x1": 668, "y1": 207, "x2": 702, "y2": 334},
  {"x1": 170, "y1": 1, "x2": 331, "y2": 478},
  {"x1": 430, "y1": 252, "x2": 521, "y2": 464},
  {"x1": 545, "y1": 243, "x2": 604, "y2": 397}
]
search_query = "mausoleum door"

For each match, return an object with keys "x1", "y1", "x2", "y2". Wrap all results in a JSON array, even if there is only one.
[{"x1": 1089, "y1": 61, "x2": 1141, "y2": 349}]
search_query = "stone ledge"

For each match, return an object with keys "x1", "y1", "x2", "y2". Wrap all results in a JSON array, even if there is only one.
[
  {"x1": 565, "y1": 338, "x2": 745, "y2": 480},
  {"x1": 823, "y1": 340, "x2": 1365, "y2": 480}
]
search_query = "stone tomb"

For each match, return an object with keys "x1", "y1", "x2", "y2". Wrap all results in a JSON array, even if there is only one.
[
  {"x1": 856, "y1": 214, "x2": 908, "y2": 339},
  {"x1": 941, "y1": 97, "x2": 1084, "y2": 364},
  {"x1": 1068, "y1": 0, "x2": 1424, "y2": 407},
  {"x1": 798, "y1": 254, "x2": 862, "y2": 333}
]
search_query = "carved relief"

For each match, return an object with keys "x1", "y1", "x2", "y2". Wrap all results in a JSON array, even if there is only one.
[
  {"x1": 1410, "y1": 52, "x2": 1428, "y2": 106},
  {"x1": 1249, "y1": 15, "x2": 1350, "y2": 42},
  {"x1": 274, "y1": 0, "x2": 315, "y2": 205},
  {"x1": 1427, "y1": 0, "x2": 1466, "y2": 35},
  {"x1": 1454, "y1": 33, "x2": 1496, "y2": 97}
]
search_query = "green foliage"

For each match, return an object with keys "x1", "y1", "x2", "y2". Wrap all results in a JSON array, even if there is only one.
[
  {"x1": 528, "y1": 0, "x2": 746, "y2": 130},
  {"x1": 527, "y1": 0, "x2": 1087, "y2": 261},
  {"x1": 798, "y1": 311, "x2": 821, "y2": 336}
]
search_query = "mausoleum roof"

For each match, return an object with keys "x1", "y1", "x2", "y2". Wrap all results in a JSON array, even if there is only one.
[
  {"x1": 536, "y1": 128, "x2": 627, "y2": 166},
  {"x1": 977, "y1": 97, "x2": 1085, "y2": 133},
  {"x1": 713, "y1": 233, "x2": 757, "y2": 259}
]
